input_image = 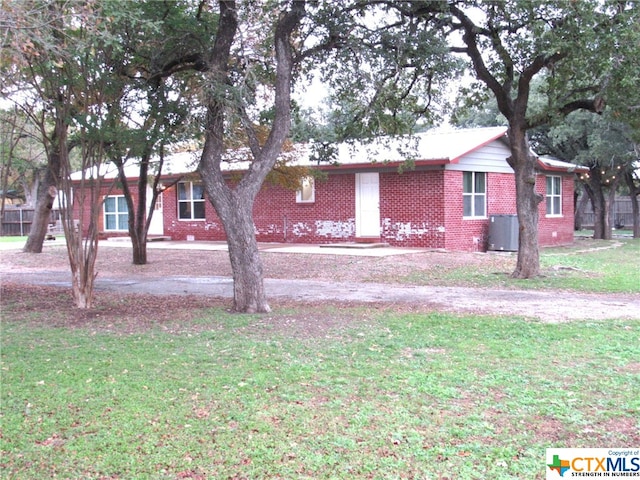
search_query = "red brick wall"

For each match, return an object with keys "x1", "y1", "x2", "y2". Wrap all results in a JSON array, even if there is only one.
[
  {"x1": 163, "y1": 183, "x2": 225, "y2": 241},
  {"x1": 440, "y1": 171, "x2": 518, "y2": 251},
  {"x1": 81, "y1": 168, "x2": 578, "y2": 251},
  {"x1": 163, "y1": 174, "x2": 358, "y2": 243},
  {"x1": 444, "y1": 170, "x2": 476, "y2": 251},
  {"x1": 487, "y1": 173, "x2": 518, "y2": 215},
  {"x1": 440, "y1": 171, "x2": 576, "y2": 251},
  {"x1": 380, "y1": 170, "x2": 446, "y2": 248},
  {"x1": 251, "y1": 173, "x2": 355, "y2": 243},
  {"x1": 73, "y1": 184, "x2": 139, "y2": 240},
  {"x1": 537, "y1": 174, "x2": 576, "y2": 247}
]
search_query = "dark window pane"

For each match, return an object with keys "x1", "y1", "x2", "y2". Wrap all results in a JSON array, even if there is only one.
[
  {"x1": 193, "y1": 201, "x2": 205, "y2": 219},
  {"x1": 179, "y1": 202, "x2": 191, "y2": 219}
]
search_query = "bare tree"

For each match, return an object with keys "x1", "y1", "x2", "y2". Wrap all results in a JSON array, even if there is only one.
[{"x1": 2, "y1": 0, "x2": 129, "y2": 307}]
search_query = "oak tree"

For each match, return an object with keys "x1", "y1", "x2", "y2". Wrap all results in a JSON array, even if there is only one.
[{"x1": 330, "y1": 0, "x2": 636, "y2": 277}]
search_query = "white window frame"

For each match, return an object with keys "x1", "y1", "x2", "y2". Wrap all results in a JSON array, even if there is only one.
[
  {"x1": 463, "y1": 171, "x2": 487, "y2": 219},
  {"x1": 103, "y1": 195, "x2": 129, "y2": 231},
  {"x1": 178, "y1": 181, "x2": 206, "y2": 220},
  {"x1": 546, "y1": 175, "x2": 562, "y2": 217},
  {"x1": 296, "y1": 176, "x2": 315, "y2": 203}
]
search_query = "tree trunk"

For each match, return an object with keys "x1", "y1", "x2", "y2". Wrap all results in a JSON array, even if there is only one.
[
  {"x1": 131, "y1": 232, "x2": 147, "y2": 265},
  {"x1": 631, "y1": 194, "x2": 640, "y2": 238},
  {"x1": 604, "y1": 187, "x2": 616, "y2": 240},
  {"x1": 575, "y1": 191, "x2": 588, "y2": 231},
  {"x1": 131, "y1": 151, "x2": 151, "y2": 265},
  {"x1": 23, "y1": 131, "x2": 63, "y2": 253},
  {"x1": 507, "y1": 127, "x2": 542, "y2": 279},
  {"x1": 114, "y1": 153, "x2": 151, "y2": 265},
  {"x1": 128, "y1": 175, "x2": 149, "y2": 266},
  {"x1": 574, "y1": 186, "x2": 590, "y2": 231},
  {"x1": 624, "y1": 170, "x2": 640, "y2": 238},
  {"x1": 59, "y1": 143, "x2": 101, "y2": 309},
  {"x1": 586, "y1": 167, "x2": 607, "y2": 239},
  {"x1": 197, "y1": 0, "x2": 303, "y2": 313},
  {"x1": 68, "y1": 238, "x2": 99, "y2": 308},
  {"x1": 23, "y1": 175, "x2": 56, "y2": 252},
  {"x1": 65, "y1": 228, "x2": 99, "y2": 309},
  {"x1": 592, "y1": 195, "x2": 606, "y2": 239},
  {"x1": 0, "y1": 137, "x2": 14, "y2": 235},
  {"x1": 223, "y1": 196, "x2": 269, "y2": 313},
  {"x1": 200, "y1": 171, "x2": 269, "y2": 312},
  {"x1": 200, "y1": 161, "x2": 271, "y2": 313}
]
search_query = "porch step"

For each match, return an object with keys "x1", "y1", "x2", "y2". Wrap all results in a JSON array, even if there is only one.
[
  {"x1": 355, "y1": 236, "x2": 381, "y2": 244},
  {"x1": 148, "y1": 236, "x2": 172, "y2": 242},
  {"x1": 320, "y1": 242, "x2": 389, "y2": 250}
]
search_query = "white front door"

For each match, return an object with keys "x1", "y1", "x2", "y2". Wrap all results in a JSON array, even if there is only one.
[
  {"x1": 147, "y1": 188, "x2": 164, "y2": 235},
  {"x1": 355, "y1": 172, "x2": 380, "y2": 238}
]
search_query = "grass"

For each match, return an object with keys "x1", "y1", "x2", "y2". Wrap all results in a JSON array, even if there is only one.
[
  {"x1": 537, "y1": 238, "x2": 640, "y2": 293},
  {"x1": 2, "y1": 306, "x2": 638, "y2": 479},
  {"x1": 394, "y1": 238, "x2": 640, "y2": 294},
  {"x1": 0, "y1": 236, "x2": 27, "y2": 243}
]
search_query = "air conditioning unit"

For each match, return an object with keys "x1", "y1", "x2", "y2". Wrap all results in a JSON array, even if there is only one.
[{"x1": 488, "y1": 215, "x2": 519, "y2": 251}]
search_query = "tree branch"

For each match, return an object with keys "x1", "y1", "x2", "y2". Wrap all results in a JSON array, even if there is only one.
[
  {"x1": 527, "y1": 97, "x2": 606, "y2": 129},
  {"x1": 448, "y1": 3, "x2": 514, "y2": 119}
]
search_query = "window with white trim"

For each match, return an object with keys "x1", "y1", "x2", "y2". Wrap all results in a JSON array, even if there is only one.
[
  {"x1": 463, "y1": 171, "x2": 486, "y2": 218},
  {"x1": 296, "y1": 176, "x2": 315, "y2": 203},
  {"x1": 546, "y1": 175, "x2": 562, "y2": 216},
  {"x1": 178, "y1": 181, "x2": 205, "y2": 220},
  {"x1": 104, "y1": 195, "x2": 129, "y2": 231}
]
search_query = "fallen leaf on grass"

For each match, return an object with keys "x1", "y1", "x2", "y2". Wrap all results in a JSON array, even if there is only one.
[{"x1": 37, "y1": 434, "x2": 65, "y2": 448}]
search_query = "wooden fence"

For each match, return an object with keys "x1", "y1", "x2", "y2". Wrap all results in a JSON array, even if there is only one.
[
  {"x1": 1, "y1": 208, "x2": 60, "y2": 236},
  {"x1": 580, "y1": 197, "x2": 633, "y2": 229}
]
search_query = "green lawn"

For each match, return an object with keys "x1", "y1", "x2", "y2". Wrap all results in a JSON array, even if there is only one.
[
  {"x1": 0, "y1": 236, "x2": 27, "y2": 243},
  {"x1": 2, "y1": 307, "x2": 638, "y2": 479},
  {"x1": 392, "y1": 238, "x2": 640, "y2": 293}
]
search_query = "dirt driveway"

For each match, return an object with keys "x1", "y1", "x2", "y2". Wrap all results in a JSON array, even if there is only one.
[{"x1": 1, "y1": 240, "x2": 639, "y2": 322}]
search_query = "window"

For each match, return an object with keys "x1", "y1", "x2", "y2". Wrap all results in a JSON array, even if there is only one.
[
  {"x1": 104, "y1": 195, "x2": 128, "y2": 231},
  {"x1": 296, "y1": 176, "x2": 315, "y2": 203},
  {"x1": 463, "y1": 171, "x2": 486, "y2": 218},
  {"x1": 154, "y1": 192, "x2": 163, "y2": 211},
  {"x1": 546, "y1": 176, "x2": 562, "y2": 216},
  {"x1": 178, "y1": 181, "x2": 205, "y2": 220}
]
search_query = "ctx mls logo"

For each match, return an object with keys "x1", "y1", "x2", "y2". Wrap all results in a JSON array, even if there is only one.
[
  {"x1": 546, "y1": 448, "x2": 640, "y2": 478},
  {"x1": 548, "y1": 454, "x2": 571, "y2": 477}
]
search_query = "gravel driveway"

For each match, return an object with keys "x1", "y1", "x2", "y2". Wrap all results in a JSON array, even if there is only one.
[{"x1": 1, "y1": 240, "x2": 639, "y2": 322}]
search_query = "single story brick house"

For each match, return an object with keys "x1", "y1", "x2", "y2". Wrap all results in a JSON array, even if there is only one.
[{"x1": 73, "y1": 126, "x2": 588, "y2": 251}]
